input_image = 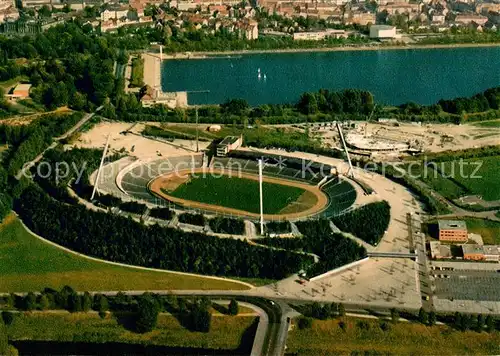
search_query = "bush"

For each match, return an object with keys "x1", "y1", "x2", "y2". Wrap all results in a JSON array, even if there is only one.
[
  {"x1": 178, "y1": 213, "x2": 205, "y2": 226},
  {"x1": 119, "y1": 201, "x2": 148, "y2": 215},
  {"x1": 1, "y1": 311, "x2": 15, "y2": 326},
  {"x1": 209, "y1": 217, "x2": 245, "y2": 235},
  {"x1": 228, "y1": 299, "x2": 239, "y2": 316},
  {"x1": 261, "y1": 219, "x2": 367, "y2": 277},
  {"x1": 265, "y1": 221, "x2": 292, "y2": 235},
  {"x1": 356, "y1": 320, "x2": 370, "y2": 331},
  {"x1": 332, "y1": 201, "x2": 391, "y2": 245},
  {"x1": 135, "y1": 294, "x2": 159, "y2": 333},
  {"x1": 94, "y1": 193, "x2": 121, "y2": 207},
  {"x1": 297, "y1": 317, "x2": 313, "y2": 330},
  {"x1": 149, "y1": 207, "x2": 174, "y2": 220}
]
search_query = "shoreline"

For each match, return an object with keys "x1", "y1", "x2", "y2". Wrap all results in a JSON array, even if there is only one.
[{"x1": 160, "y1": 42, "x2": 500, "y2": 59}]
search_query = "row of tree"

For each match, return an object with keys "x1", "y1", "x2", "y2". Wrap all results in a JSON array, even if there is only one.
[
  {"x1": 14, "y1": 186, "x2": 313, "y2": 279},
  {"x1": 0, "y1": 286, "x2": 243, "y2": 334}
]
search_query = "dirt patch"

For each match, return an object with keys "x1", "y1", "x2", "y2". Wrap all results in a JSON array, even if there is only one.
[
  {"x1": 158, "y1": 174, "x2": 190, "y2": 193},
  {"x1": 149, "y1": 168, "x2": 328, "y2": 220}
]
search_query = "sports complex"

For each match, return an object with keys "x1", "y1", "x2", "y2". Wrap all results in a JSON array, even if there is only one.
[{"x1": 95, "y1": 150, "x2": 358, "y2": 222}]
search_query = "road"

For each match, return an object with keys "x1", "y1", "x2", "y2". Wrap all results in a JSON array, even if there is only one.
[{"x1": 15, "y1": 107, "x2": 102, "y2": 180}]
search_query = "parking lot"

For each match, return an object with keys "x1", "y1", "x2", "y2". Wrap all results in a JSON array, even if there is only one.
[
  {"x1": 261, "y1": 257, "x2": 421, "y2": 309},
  {"x1": 434, "y1": 272, "x2": 500, "y2": 302}
]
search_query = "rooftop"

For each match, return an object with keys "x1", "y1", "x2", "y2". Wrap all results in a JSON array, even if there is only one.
[
  {"x1": 462, "y1": 244, "x2": 484, "y2": 255},
  {"x1": 219, "y1": 136, "x2": 239, "y2": 145},
  {"x1": 13, "y1": 83, "x2": 32, "y2": 92},
  {"x1": 438, "y1": 220, "x2": 467, "y2": 230},
  {"x1": 483, "y1": 246, "x2": 500, "y2": 256},
  {"x1": 370, "y1": 25, "x2": 395, "y2": 30}
]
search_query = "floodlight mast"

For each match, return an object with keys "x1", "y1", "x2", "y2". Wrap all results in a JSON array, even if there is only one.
[
  {"x1": 91, "y1": 134, "x2": 111, "y2": 200},
  {"x1": 258, "y1": 159, "x2": 264, "y2": 236},
  {"x1": 336, "y1": 122, "x2": 355, "y2": 179}
]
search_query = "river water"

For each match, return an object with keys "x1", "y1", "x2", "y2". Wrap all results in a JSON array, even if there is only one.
[{"x1": 161, "y1": 46, "x2": 500, "y2": 106}]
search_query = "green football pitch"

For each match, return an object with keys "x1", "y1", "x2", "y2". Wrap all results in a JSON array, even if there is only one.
[{"x1": 169, "y1": 174, "x2": 306, "y2": 214}]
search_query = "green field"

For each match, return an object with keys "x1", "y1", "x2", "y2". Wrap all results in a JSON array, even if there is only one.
[
  {"x1": 472, "y1": 120, "x2": 500, "y2": 128},
  {"x1": 0, "y1": 214, "x2": 251, "y2": 292},
  {"x1": 169, "y1": 174, "x2": 306, "y2": 214},
  {"x1": 407, "y1": 156, "x2": 500, "y2": 202},
  {"x1": 129, "y1": 57, "x2": 144, "y2": 87},
  {"x1": 463, "y1": 218, "x2": 500, "y2": 245},
  {"x1": 287, "y1": 317, "x2": 500, "y2": 355},
  {"x1": 6, "y1": 312, "x2": 257, "y2": 351}
]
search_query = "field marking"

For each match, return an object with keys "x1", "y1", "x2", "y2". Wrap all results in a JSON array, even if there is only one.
[{"x1": 149, "y1": 168, "x2": 328, "y2": 220}]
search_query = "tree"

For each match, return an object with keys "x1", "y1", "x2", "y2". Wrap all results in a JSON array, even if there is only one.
[
  {"x1": 0, "y1": 317, "x2": 8, "y2": 355},
  {"x1": 82, "y1": 292, "x2": 92, "y2": 312},
  {"x1": 428, "y1": 311, "x2": 436, "y2": 326},
  {"x1": 23, "y1": 292, "x2": 36, "y2": 311},
  {"x1": 220, "y1": 98, "x2": 249, "y2": 116},
  {"x1": 485, "y1": 315, "x2": 495, "y2": 332},
  {"x1": 190, "y1": 304, "x2": 211, "y2": 332},
  {"x1": 297, "y1": 92, "x2": 318, "y2": 115},
  {"x1": 418, "y1": 308, "x2": 428, "y2": 325},
  {"x1": 68, "y1": 293, "x2": 81, "y2": 313},
  {"x1": 228, "y1": 299, "x2": 239, "y2": 316},
  {"x1": 297, "y1": 316, "x2": 313, "y2": 329},
  {"x1": 390, "y1": 308, "x2": 399, "y2": 323},
  {"x1": 93, "y1": 294, "x2": 109, "y2": 312},
  {"x1": 476, "y1": 314, "x2": 485, "y2": 332},
  {"x1": 38, "y1": 295, "x2": 49, "y2": 310},
  {"x1": 338, "y1": 303, "x2": 345, "y2": 317},
  {"x1": 135, "y1": 294, "x2": 159, "y2": 333},
  {"x1": 454, "y1": 312, "x2": 462, "y2": 330},
  {"x1": 1, "y1": 311, "x2": 14, "y2": 326}
]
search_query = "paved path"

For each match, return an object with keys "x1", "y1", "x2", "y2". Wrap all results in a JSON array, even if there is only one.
[{"x1": 15, "y1": 108, "x2": 102, "y2": 180}]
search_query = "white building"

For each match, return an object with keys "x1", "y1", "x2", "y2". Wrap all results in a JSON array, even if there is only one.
[
  {"x1": 293, "y1": 29, "x2": 347, "y2": 41},
  {"x1": 369, "y1": 25, "x2": 397, "y2": 39},
  {"x1": 101, "y1": 5, "x2": 129, "y2": 21}
]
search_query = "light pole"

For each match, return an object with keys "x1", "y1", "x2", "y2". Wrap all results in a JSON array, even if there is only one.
[{"x1": 258, "y1": 159, "x2": 264, "y2": 235}]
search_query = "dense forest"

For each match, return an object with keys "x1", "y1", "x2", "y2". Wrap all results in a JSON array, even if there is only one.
[
  {"x1": 258, "y1": 219, "x2": 366, "y2": 277},
  {"x1": 332, "y1": 201, "x2": 391, "y2": 245},
  {"x1": 0, "y1": 112, "x2": 83, "y2": 175},
  {"x1": 0, "y1": 22, "x2": 144, "y2": 113},
  {"x1": 14, "y1": 186, "x2": 313, "y2": 279}
]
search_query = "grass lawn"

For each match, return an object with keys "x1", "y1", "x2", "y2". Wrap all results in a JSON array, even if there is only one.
[
  {"x1": 408, "y1": 156, "x2": 500, "y2": 201},
  {"x1": 287, "y1": 317, "x2": 500, "y2": 355},
  {"x1": 441, "y1": 156, "x2": 500, "y2": 201},
  {"x1": 6, "y1": 312, "x2": 257, "y2": 351},
  {"x1": 463, "y1": 218, "x2": 500, "y2": 245},
  {"x1": 129, "y1": 57, "x2": 144, "y2": 87},
  {"x1": 0, "y1": 214, "x2": 251, "y2": 293},
  {"x1": 472, "y1": 120, "x2": 500, "y2": 128},
  {"x1": 169, "y1": 174, "x2": 305, "y2": 214}
]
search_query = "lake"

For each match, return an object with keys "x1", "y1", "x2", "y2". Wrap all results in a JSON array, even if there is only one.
[{"x1": 161, "y1": 46, "x2": 500, "y2": 106}]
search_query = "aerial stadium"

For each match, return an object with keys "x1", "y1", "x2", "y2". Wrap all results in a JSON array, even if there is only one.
[{"x1": 91, "y1": 132, "x2": 358, "y2": 222}]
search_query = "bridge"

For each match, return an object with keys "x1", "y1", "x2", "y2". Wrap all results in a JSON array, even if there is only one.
[{"x1": 367, "y1": 252, "x2": 417, "y2": 259}]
